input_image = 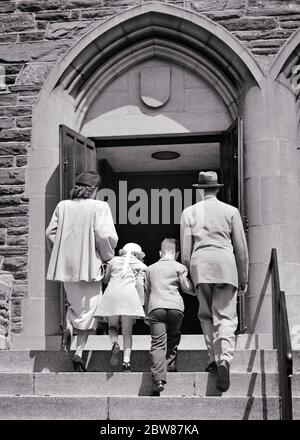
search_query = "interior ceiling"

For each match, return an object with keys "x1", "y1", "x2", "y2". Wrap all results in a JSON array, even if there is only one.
[{"x1": 97, "y1": 143, "x2": 220, "y2": 173}]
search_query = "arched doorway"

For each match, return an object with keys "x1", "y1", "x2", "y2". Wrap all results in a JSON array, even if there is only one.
[{"x1": 20, "y1": 2, "x2": 264, "y2": 348}]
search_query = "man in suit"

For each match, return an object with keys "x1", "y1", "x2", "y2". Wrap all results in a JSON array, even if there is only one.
[{"x1": 180, "y1": 171, "x2": 248, "y2": 392}]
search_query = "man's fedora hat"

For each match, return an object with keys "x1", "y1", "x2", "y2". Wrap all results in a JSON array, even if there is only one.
[
  {"x1": 192, "y1": 171, "x2": 224, "y2": 188},
  {"x1": 75, "y1": 171, "x2": 101, "y2": 188}
]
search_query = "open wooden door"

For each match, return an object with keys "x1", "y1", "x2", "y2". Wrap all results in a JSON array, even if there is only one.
[
  {"x1": 59, "y1": 125, "x2": 97, "y2": 332},
  {"x1": 220, "y1": 117, "x2": 248, "y2": 333}
]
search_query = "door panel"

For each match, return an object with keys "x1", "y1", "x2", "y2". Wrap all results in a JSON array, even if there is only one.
[
  {"x1": 59, "y1": 125, "x2": 97, "y2": 331},
  {"x1": 59, "y1": 124, "x2": 97, "y2": 200},
  {"x1": 220, "y1": 117, "x2": 247, "y2": 333}
]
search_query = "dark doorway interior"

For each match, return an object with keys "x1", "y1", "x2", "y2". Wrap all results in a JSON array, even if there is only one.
[{"x1": 115, "y1": 171, "x2": 202, "y2": 334}]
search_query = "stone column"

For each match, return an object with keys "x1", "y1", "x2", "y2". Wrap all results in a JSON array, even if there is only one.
[{"x1": 242, "y1": 78, "x2": 300, "y2": 337}]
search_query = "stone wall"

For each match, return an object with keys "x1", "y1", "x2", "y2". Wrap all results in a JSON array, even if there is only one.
[{"x1": 1, "y1": 0, "x2": 300, "y2": 335}]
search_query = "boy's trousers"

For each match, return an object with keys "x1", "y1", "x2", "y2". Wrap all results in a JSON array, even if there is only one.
[{"x1": 149, "y1": 308, "x2": 183, "y2": 383}]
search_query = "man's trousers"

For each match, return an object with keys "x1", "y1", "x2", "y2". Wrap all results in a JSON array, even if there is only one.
[
  {"x1": 196, "y1": 283, "x2": 237, "y2": 364},
  {"x1": 149, "y1": 308, "x2": 183, "y2": 383}
]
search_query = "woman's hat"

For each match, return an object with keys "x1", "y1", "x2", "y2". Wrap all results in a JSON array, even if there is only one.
[
  {"x1": 192, "y1": 171, "x2": 224, "y2": 188},
  {"x1": 75, "y1": 171, "x2": 101, "y2": 188}
]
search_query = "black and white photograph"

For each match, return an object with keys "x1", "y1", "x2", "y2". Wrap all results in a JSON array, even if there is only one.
[{"x1": 0, "y1": 0, "x2": 300, "y2": 426}]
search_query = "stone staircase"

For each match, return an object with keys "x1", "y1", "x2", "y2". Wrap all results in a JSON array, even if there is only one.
[{"x1": 0, "y1": 335, "x2": 300, "y2": 420}]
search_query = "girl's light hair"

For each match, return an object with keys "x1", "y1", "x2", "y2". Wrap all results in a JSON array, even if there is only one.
[{"x1": 119, "y1": 248, "x2": 145, "y2": 261}]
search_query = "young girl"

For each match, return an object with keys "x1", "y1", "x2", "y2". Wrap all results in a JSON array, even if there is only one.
[{"x1": 95, "y1": 242, "x2": 147, "y2": 371}]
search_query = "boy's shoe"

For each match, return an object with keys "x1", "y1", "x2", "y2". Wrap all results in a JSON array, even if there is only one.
[
  {"x1": 122, "y1": 362, "x2": 132, "y2": 372},
  {"x1": 205, "y1": 361, "x2": 217, "y2": 374},
  {"x1": 152, "y1": 380, "x2": 165, "y2": 396},
  {"x1": 110, "y1": 342, "x2": 120, "y2": 366},
  {"x1": 216, "y1": 360, "x2": 230, "y2": 392}
]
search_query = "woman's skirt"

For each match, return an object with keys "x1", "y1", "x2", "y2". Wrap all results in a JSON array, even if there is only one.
[{"x1": 63, "y1": 281, "x2": 102, "y2": 330}]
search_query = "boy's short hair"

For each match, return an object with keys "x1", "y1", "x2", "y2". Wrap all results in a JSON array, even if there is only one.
[{"x1": 160, "y1": 238, "x2": 180, "y2": 254}]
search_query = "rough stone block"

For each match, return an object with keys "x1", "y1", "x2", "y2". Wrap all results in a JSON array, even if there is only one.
[
  {"x1": 3, "y1": 257, "x2": 27, "y2": 272},
  {"x1": 46, "y1": 21, "x2": 92, "y2": 39},
  {"x1": 0, "y1": 94, "x2": 17, "y2": 106},
  {"x1": 12, "y1": 284, "x2": 27, "y2": 298},
  {"x1": 0, "y1": 157, "x2": 15, "y2": 168},
  {"x1": 0, "y1": 205, "x2": 29, "y2": 216},
  {"x1": 0, "y1": 185, "x2": 25, "y2": 196},
  {"x1": 0, "y1": 41, "x2": 72, "y2": 63},
  {"x1": 0, "y1": 118, "x2": 14, "y2": 130},
  {"x1": 0, "y1": 2, "x2": 16, "y2": 13},
  {"x1": 0, "y1": 196, "x2": 26, "y2": 207},
  {"x1": 0, "y1": 230, "x2": 6, "y2": 245},
  {"x1": 188, "y1": 0, "x2": 246, "y2": 12},
  {"x1": 0, "y1": 246, "x2": 28, "y2": 256},
  {"x1": 0, "y1": 169, "x2": 25, "y2": 185},
  {"x1": 16, "y1": 64, "x2": 53, "y2": 86},
  {"x1": 248, "y1": 0, "x2": 300, "y2": 16},
  {"x1": 0, "y1": 14, "x2": 35, "y2": 33},
  {"x1": 0, "y1": 217, "x2": 28, "y2": 228},
  {"x1": 16, "y1": 156, "x2": 28, "y2": 167},
  {"x1": 7, "y1": 227, "x2": 28, "y2": 236},
  {"x1": 18, "y1": 96, "x2": 38, "y2": 105},
  {"x1": 0, "y1": 107, "x2": 32, "y2": 118},
  {"x1": 0, "y1": 129, "x2": 31, "y2": 142},
  {"x1": 7, "y1": 235, "x2": 28, "y2": 247},
  {"x1": 0, "y1": 143, "x2": 28, "y2": 157},
  {"x1": 35, "y1": 11, "x2": 71, "y2": 21},
  {"x1": 19, "y1": 32, "x2": 46, "y2": 42},
  {"x1": 16, "y1": 117, "x2": 32, "y2": 128},
  {"x1": 13, "y1": 271, "x2": 27, "y2": 280},
  {"x1": 221, "y1": 17, "x2": 278, "y2": 31},
  {"x1": 0, "y1": 34, "x2": 18, "y2": 43}
]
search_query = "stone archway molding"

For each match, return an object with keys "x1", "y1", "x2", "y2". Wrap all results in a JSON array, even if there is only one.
[{"x1": 35, "y1": 1, "x2": 265, "y2": 113}]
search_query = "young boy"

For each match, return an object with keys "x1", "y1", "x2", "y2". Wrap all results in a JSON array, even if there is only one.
[{"x1": 144, "y1": 238, "x2": 195, "y2": 396}]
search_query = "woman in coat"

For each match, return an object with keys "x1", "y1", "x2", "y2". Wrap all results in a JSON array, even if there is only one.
[{"x1": 46, "y1": 171, "x2": 118, "y2": 372}]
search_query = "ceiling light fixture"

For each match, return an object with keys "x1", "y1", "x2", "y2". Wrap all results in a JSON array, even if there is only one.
[{"x1": 151, "y1": 151, "x2": 180, "y2": 160}]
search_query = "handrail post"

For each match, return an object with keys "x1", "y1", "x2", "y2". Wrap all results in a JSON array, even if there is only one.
[{"x1": 271, "y1": 248, "x2": 279, "y2": 349}]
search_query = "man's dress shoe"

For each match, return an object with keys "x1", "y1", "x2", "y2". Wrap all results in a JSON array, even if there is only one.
[
  {"x1": 205, "y1": 361, "x2": 217, "y2": 374},
  {"x1": 216, "y1": 360, "x2": 230, "y2": 392}
]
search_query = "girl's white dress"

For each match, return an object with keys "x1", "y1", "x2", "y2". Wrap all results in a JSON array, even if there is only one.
[{"x1": 94, "y1": 254, "x2": 146, "y2": 319}]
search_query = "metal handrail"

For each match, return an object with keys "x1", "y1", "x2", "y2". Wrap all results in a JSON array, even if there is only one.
[{"x1": 269, "y1": 248, "x2": 293, "y2": 420}]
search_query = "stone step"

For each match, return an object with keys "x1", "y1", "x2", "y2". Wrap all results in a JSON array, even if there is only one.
[
  {"x1": 293, "y1": 351, "x2": 300, "y2": 372},
  {"x1": 0, "y1": 372, "x2": 280, "y2": 397},
  {"x1": 11, "y1": 334, "x2": 273, "y2": 351},
  {"x1": 0, "y1": 396, "x2": 280, "y2": 420},
  {"x1": 294, "y1": 398, "x2": 300, "y2": 420},
  {"x1": 0, "y1": 349, "x2": 278, "y2": 372}
]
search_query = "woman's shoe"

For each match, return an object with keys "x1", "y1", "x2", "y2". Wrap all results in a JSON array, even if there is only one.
[
  {"x1": 122, "y1": 362, "x2": 132, "y2": 372},
  {"x1": 152, "y1": 380, "x2": 165, "y2": 396},
  {"x1": 110, "y1": 342, "x2": 120, "y2": 366},
  {"x1": 72, "y1": 354, "x2": 87, "y2": 372},
  {"x1": 60, "y1": 329, "x2": 71, "y2": 352}
]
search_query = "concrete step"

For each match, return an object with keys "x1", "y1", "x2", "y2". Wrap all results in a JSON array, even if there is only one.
[
  {"x1": 293, "y1": 398, "x2": 300, "y2": 419},
  {"x1": 0, "y1": 395, "x2": 280, "y2": 420},
  {"x1": 11, "y1": 334, "x2": 273, "y2": 351},
  {"x1": 0, "y1": 372, "x2": 280, "y2": 397},
  {"x1": 293, "y1": 351, "x2": 300, "y2": 372},
  {"x1": 0, "y1": 349, "x2": 278, "y2": 372}
]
